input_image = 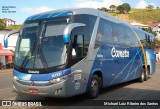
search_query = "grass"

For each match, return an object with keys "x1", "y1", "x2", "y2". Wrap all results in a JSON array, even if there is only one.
[
  {"x1": 107, "y1": 9, "x2": 160, "y2": 24},
  {"x1": 129, "y1": 9, "x2": 160, "y2": 24}
]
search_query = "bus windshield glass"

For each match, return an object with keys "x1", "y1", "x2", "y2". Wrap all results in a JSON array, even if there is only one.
[{"x1": 15, "y1": 20, "x2": 68, "y2": 69}]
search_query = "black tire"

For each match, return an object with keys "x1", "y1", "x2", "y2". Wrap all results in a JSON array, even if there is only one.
[
  {"x1": 139, "y1": 68, "x2": 145, "y2": 82},
  {"x1": 87, "y1": 75, "x2": 100, "y2": 99},
  {"x1": 144, "y1": 67, "x2": 149, "y2": 81}
]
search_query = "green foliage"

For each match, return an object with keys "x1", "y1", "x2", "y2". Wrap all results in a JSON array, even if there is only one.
[
  {"x1": 143, "y1": 27, "x2": 157, "y2": 36},
  {"x1": 117, "y1": 5, "x2": 124, "y2": 13},
  {"x1": 117, "y1": 3, "x2": 131, "y2": 14},
  {"x1": 122, "y1": 3, "x2": 131, "y2": 13},
  {"x1": 6, "y1": 25, "x2": 22, "y2": 30},
  {"x1": 109, "y1": 5, "x2": 116, "y2": 11},
  {"x1": 155, "y1": 39, "x2": 160, "y2": 47},
  {"x1": 98, "y1": 7, "x2": 108, "y2": 12},
  {"x1": 0, "y1": 19, "x2": 6, "y2": 29},
  {"x1": 146, "y1": 5, "x2": 154, "y2": 10}
]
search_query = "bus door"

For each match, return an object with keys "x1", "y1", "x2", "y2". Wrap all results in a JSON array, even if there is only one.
[{"x1": 69, "y1": 33, "x2": 86, "y2": 96}]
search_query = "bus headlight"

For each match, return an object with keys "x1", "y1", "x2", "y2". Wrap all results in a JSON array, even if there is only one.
[
  {"x1": 13, "y1": 76, "x2": 19, "y2": 81},
  {"x1": 53, "y1": 78, "x2": 61, "y2": 83},
  {"x1": 50, "y1": 75, "x2": 67, "y2": 84}
]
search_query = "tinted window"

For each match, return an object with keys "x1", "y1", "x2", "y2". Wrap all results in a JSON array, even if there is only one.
[
  {"x1": 95, "y1": 19, "x2": 113, "y2": 48},
  {"x1": 149, "y1": 35, "x2": 155, "y2": 50},
  {"x1": 138, "y1": 32, "x2": 147, "y2": 48},
  {"x1": 124, "y1": 26, "x2": 135, "y2": 47},
  {"x1": 112, "y1": 23, "x2": 125, "y2": 45},
  {"x1": 145, "y1": 34, "x2": 155, "y2": 49},
  {"x1": 134, "y1": 31, "x2": 155, "y2": 49},
  {"x1": 112, "y1": 23, "x2": 119, "y2": 44},
  {"x1": 117, "y1": 25, "x2": 125, "y2": 45}
]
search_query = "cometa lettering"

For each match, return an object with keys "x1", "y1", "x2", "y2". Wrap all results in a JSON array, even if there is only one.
[
  {"x1": 28, "y1": 70, "x2": 39, "y2": 74},
  {"x1": 111, "y1": 47, "x2": 129, "y2": 58}
]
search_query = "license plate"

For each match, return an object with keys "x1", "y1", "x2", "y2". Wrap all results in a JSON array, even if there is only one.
[{"x1": 29, "y1": 89, "x2": 39, "y2": 94}]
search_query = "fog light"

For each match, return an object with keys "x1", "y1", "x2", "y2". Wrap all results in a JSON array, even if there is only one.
[{"x1": 55, "y1": 88, "x2": 62, "y2": 95}]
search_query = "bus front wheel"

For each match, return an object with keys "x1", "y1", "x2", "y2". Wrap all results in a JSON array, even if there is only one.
[{"x1": 87, "y1": 75, "x2": 100, "y2": 99}]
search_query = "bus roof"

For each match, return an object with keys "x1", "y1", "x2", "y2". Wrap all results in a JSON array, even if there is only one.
[
  {"x1": 25, "y1": 8, "x2": 154, "y2": 37},
  {"x1": 25, "y1": 8, "x2": 99, "y2": 21}
]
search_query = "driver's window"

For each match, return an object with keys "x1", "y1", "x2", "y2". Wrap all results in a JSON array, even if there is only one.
[{"x1": 72, "y1": 35, "x2": 84, "y2": 58}]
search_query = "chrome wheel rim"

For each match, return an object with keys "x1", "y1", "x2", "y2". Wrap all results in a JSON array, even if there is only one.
[
  {"x1": 91, "y1": 79, "x2": 98, "y2": 96},
  {"x1": 142, "y1": 71, "x2": 144, "y2": 80}
]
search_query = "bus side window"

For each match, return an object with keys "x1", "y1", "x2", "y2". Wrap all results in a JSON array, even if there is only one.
[
  {"x1": 124, "y1": 26, "x2": 135, "y2": 47},
  {"x1": 145, "y1": 34, "x2": 151, "y2": 49},
  {"x1": 140, "y1": 33, "x2": 146, "y2": 48},
  {"x1": 94, "y1": 18, "x2": 113, "y2": 49},
  {"x1": 95, "y1": 32, "x2": 103, "y2": 48},
  {"x1": 94, "y1": 19, "x2": 104, "y2": 49},
  {"x1": 117, "y1": 25, "x2": 125, "y2": 45},
  {"x1": 112, "y1": 23, "x2": 118, "y2": 44}
]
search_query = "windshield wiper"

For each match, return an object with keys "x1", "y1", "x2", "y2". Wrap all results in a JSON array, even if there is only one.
[{"x1": 38, "y1": 47, "x2": 49, "y2": 72}]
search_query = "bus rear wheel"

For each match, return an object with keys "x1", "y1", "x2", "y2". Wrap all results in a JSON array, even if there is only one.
[
  {"x1": 144, "y1": 67, "x2": 149, "y2": 81},
  {"x1": 139, "y1": 68, "x2": 145, "y2": 82},
  {"x1": 87, "y1": 75, "x2": 100, "y2": 99}
]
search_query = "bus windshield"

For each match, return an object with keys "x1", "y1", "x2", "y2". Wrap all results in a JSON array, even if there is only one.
[{"x1": 15, "y1": 20, "x2": 68, "y2": 70}]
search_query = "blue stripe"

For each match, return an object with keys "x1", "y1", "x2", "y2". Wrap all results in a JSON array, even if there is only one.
[
  {"x1": 124, "y1": 49, "x2": 140, "y2": 81},
  {"x1": 109, "y1": 48, "x2": 142, "y2": 85},
  {"x1": 123, "y1": 63, "x2": 142, "y2": 81},
  {"x1": 133, "y1": 52, "x2": 142, "y2": 79},
  {"x1": 25, "y1": 11, "x2": 73, "y2": 21},
  {"x1": 13, "y1": 68, "x2": 71, "y2": 81}
]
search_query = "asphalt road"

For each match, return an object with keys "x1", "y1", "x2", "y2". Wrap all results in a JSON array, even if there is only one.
[{"x1": 0, "y1": 63, "x2": 160, "y2": 109}]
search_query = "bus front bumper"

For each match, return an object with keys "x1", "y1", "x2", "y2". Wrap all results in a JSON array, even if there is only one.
[{"x1": 13, "y1": 79, "x2": 70, "y2": 98}]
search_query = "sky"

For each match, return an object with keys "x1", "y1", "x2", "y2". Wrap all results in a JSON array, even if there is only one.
[{"x1": 0, "y1": 0, "x2": 160, "y2": 24}]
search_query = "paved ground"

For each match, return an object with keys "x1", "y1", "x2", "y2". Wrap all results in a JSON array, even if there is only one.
[{"x1": 0, "y1": 63, "x2": 160, "y2": 109}]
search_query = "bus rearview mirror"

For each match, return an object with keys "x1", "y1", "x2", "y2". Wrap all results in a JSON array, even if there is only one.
[{"x1": 3, "y1": 30, "x2": 20, "y2": 48}]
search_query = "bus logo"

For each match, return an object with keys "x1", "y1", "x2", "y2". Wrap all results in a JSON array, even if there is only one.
[
  {"x1": 111, "y1": 47, "x2": 129, "y2": 58},
  {"x1": 28, "y1": 70, "x2": 39, "y2": 74}
]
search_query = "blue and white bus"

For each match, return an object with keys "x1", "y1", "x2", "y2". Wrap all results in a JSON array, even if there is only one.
[{"x1": 4, "y1": 8, "x2": 156, "y2": 98}]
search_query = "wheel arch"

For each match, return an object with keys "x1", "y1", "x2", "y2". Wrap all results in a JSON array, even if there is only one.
[
  {"x1": 93, "y1": 70, "x2": 103, "y2": 88},
  {"x1": 86, "y1": 69, "x2": 103, "y2": 93}
]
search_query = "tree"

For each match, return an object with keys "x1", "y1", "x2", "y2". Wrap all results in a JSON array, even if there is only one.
[
  {"x1": 98, "y1": 7, "x2": 108, "y2": 12},
  {"x1": 117, "y1": 5, "x2": 124, "y2": 14},
  {"x1": 109, "y1": 5, "x2": 116, "y2": 12},
  {"x1": 146, "y1": 5, "x2": 154, "y2": 10},
  {"x1": 122, "y1": 3, "x2": 131, "y2": 14},
  {"x1": 117, "y1": 3, "x2": 131, "y2": 14},
  {"x1": 0, "y1": 19, "x2": 6, "y2": 30}
]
